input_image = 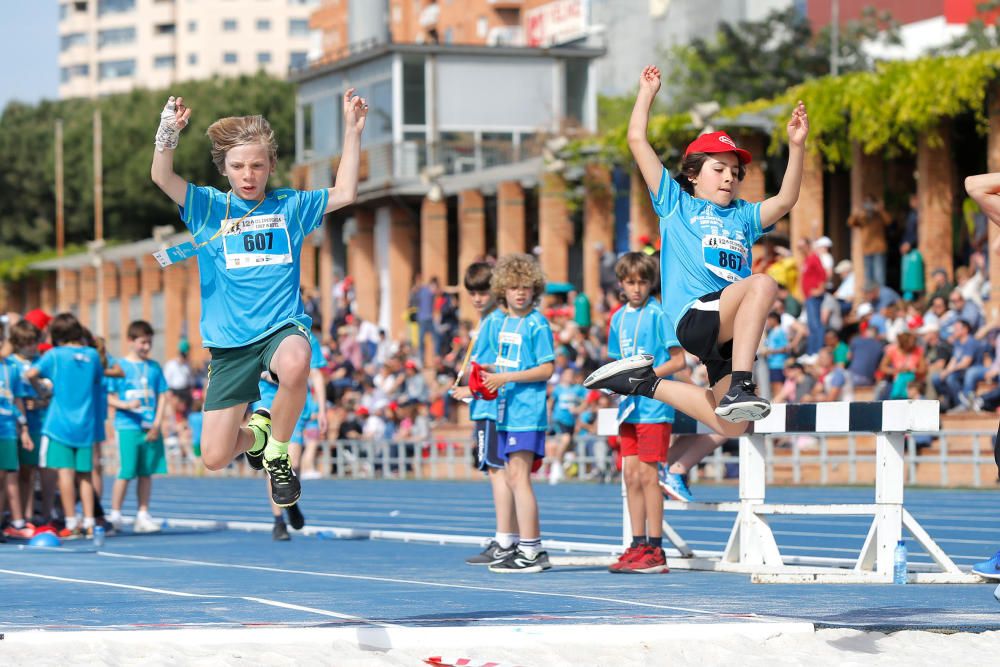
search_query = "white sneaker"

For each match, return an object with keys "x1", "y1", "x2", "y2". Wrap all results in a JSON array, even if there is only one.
[
  {"x1": 300, "y1": 470, "x2": 322, "y2": 481},
  {"x1": 133, "y1": 515, "x2": 162, "y2": 533}
]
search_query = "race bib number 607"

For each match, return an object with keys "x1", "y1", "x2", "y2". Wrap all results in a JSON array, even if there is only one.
[{"x1": 223, "y1": 214, "x2": 293, "y2": 270}]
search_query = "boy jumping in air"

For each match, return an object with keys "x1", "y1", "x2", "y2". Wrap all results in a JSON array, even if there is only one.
[{"x1": 149, "y1": 90, "x2": 366, "y2": 506}]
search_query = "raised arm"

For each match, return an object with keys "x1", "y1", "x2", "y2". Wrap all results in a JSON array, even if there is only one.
[
  {"x1": 150, "y1": 96, "x2": 192, "y2": 206},
  {"x1": 627, "y1": 66, "x2": 666, "y2": 196},
  {"x1": 325, "y1": 88, "x2": 369, "y2": 214},
  {"x1": 965, "y1": 172, "x2": 1000, "y2": 226},
  {"x1": 759, "y1": 101, "x2": 809, "y2": 228}
]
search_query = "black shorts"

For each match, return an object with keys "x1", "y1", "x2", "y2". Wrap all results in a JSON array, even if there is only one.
[
  {"x1": 474, "y1": 419, "x2": 503, "y2": 471},
  {"x1": 675, "y1": 289, "x2": 734, "y2": 387}
]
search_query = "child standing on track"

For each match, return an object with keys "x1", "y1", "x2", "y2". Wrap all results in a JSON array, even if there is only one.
[
  {"x1": 547, "y1": 367, "x2": 587, "y2": 485},
  {"x1": 480, "y1": 254, "x2": 555, "y2": 573},
  {"x1": 606, "y1": 252, "x2": 685, "y2": 573},
  {"x1": 586, "y1": 65, "x2": 809, "y2": 436},
  {"x1": 450, "y1": 262, "x2": 517, "y2": 566},
  {"x1": 24, "y1": 313, "x2": 104, "y2": 539},
  {"x1": 149, "y1": 89, "x2": 366, "y2": 507},
  {"x1": 106, "y1": 321, "x2": 169, "y2": 533},
  {"x1": 1, "y1": 326, "x2": 35, "y2": 540}
]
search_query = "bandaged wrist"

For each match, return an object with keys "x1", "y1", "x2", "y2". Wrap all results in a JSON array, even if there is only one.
[{"x1": 154, "y1": 98, "x2": 181, "y2": 152}]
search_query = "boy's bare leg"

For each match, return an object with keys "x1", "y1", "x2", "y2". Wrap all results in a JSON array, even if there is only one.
[
  {"x1": 489, "y1": 467, "x2": 519, "y2": 535},
  {"x1": 17, "y1": 465, "x2": 36, "y2": 520},
  {"x1": 111, "y1": 478, "x2": 129, "y2": 513},
  {"x1": 137, "y1": 476, "x2": 152, "y2": 514},
  {"x1": 201, "y1": 403, "x2": 254, "y2": 470},
  {"x1": 78, "y1": 474, "x2": 95, "y2": 521},
  {"x1": 4, "y1": 471, "x2": 24, "y2": 523},
  {"x1": 639, "y1": 461, "x2": 662, "y2": 540},
  {"x1": 57, "y1": 468, "x2": 77, "y2": 522},
  {"x1": 623, "y1": 456, "x2": 646, "y2": 538},
  {"x1": 668, "y1": 433, "x2": 728, "y2": 473},
  {"x1": 504, "y1": 452, "x2": 540, "y2": 539},
  {"x1": 650, "y1": 379, "x2": 748, "y2": 437},
  {"x1": 268, "y1": 336, "x2": 311, "y2": 444},
  {"x1": 40, "y1": 467, "x2": 57, "y2": 521},
  {"x1": 717, "y1": 274, "x2": 778, "y2": 373}
]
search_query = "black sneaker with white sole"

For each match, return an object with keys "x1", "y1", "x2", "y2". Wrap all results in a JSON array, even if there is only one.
[
  {"x1": 714, "y1": 381, "x2": 771, "y2": 423},
  {"x1": 488, "y1": 548, "x2": 552, "y2": 573},
  {"x1": 286, "y1": 503, "x2": 305, "y2": 531},
  {"x1": 466, "y1": 540, "x2": 504, "y2": 565},
  {"x1": 245, "y1": 409, "x2": 271, "y2": 471},
  {"x1": 583, "y1": 355, "x2": 660, "y2": 397},
  {"x1": 272, "y1": 519, "x2": 290, "y2": 541},
  {"x1": 264, "y1": 455, "x2": 302, "y2": 507}
]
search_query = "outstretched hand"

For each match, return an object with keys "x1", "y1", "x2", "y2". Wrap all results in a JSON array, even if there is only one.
[
  {"x1": 166, "y1": 96, "x2": 191, "y2": 131},
  {"x1": 638, "y1": 65, "x2": 661, "y2": 97},
  {"x1": 343, "y1": 87, "x2": 368, "y2": 133},
  {"x1": 787, "y1": 100, "x2": 809, "y2": 146}
]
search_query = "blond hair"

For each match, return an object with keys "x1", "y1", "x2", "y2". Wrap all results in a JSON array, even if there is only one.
[
  {"x1": 205, "y1": 115, "x2": 278, "y2": 175},
  {"x1": 490, "y1": 254, "x2": 546, "y2": 307}
]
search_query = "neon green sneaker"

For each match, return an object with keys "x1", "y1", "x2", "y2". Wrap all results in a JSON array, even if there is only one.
[{"x1": 245, "y1": 408, "x2": 271, "y2": 471}]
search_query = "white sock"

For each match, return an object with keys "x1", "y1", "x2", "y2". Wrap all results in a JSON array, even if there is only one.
[
  {"x1": 82, "y1": 517, "x2": 95, "y2": 530},
  {"x1": 65, "y1": 515, "x2": 80, "y2": 530},
  {"x1": 520, "y1": 537, "x2": 541, "y2": 557},
  {"x1": 12, "y1": 519, "x2": 25, "y2": 529},
  {"x1": 108, "y1": 510, "x2": 122, "y2": 523},
  {"x1": 496, "y1": 532, "x2": 519, "y2": 549},
  {"x1": 137, "y1": 510, "x2": 151, "y2": 520}
]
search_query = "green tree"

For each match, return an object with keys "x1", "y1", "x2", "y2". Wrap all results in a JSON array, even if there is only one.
[{"x1": 0, "y1": 73, "x2": 296, "y2": 254}]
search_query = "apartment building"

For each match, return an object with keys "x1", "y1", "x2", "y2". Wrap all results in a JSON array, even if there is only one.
[{"x1": 58, "y1": 0, "x2": 322, "y2": 99}]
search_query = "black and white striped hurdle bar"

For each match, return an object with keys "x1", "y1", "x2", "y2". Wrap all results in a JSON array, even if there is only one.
[{"x1": 672, "y1": 400, "x2": 940, "y2": 436}]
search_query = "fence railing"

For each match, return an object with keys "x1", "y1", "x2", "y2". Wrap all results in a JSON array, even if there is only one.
[{"x1": 148, "y1": 430, "x2": 998, "y2": 487}]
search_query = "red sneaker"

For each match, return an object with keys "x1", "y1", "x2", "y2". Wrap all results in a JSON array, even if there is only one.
[
  {"x1": 608, "y1": 545, "x2": 645, "y2": 573},
  {"x1": 621, "y1": 545, "x2": 669, "y2": 574},
  {"x1": 57, "y1": 526, "x2": 82, "y2": 540},
  {"x1": 3, "y1": 524, "x2": 35, "y2": 540}
]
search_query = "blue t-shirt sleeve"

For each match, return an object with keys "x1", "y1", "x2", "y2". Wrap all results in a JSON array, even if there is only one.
[
  {"x1": 153, "y1": 364, "x2": 169, "y2": 395},
  {"x1": 308, "y1": 333, "x2": 325, "y2": 369},
  {"x1": 178, "y1": 183, "x2": 222, "y2": 239},
  {"x1": 649, "y1": 167, "x2": 682, "y2": 219},
  {"x1": 295, "y1": 189, "x2": 330, "y2": 236},
  {"x1": 533, "y1": 319, "x2": 556, "y2": 366},
  {"x1": 32, "y1": 351, "x2": 54, "y2": 379},
  {"x1": 607, "y1": 310, "x2": 621, "y2": 360},
  {"x1": 829, "y1": 370, "x2": 846, "y2": 389},
  {"x1": 736, "y1": 198, "x2": 765, "y2": 244}
]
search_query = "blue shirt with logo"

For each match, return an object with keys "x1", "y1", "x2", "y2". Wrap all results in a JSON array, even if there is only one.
[
  {"x1": 110, "y1": 358, "x2": 169, "y2": 432},
  {"x1": 9, "y1": 354, "x2": 44, "y2": 434},
  {"x1": 608, "y1": 298, "x2": 679, "y2": 424},
  {"x1": 470, "y1": 308, "x2": 503, "y2": 421},
  {"x1": 494, "y1": 310, "x2": 555, "y2": 432},
  {"x1": 179, "y1": 185, "x2": 329, "y2": 349},
  {"x1": 0, "y1": 357, "x2": 26, "y2": 440},
  {"x1": 551, "y1": 383, "x2": 586, "y2": 427},
  {"x1": 650, "y1": 167, "x2": 765, "y2": 326},
  {"x1": 32, "y1": 346, "x2": 104, "y2": 448}
]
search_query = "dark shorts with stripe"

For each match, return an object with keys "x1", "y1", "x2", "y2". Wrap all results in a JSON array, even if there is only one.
[
  {"x1": 676, "y1": 289, "x2": 733, "y2": 387},
  {"x1": 475, "y1": 419, "x2": 503, "y2": 471}
]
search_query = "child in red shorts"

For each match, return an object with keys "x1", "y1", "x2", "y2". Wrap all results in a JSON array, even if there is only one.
[{"x1": 606, "y1": 253, "x2": 685, "y2": 573}]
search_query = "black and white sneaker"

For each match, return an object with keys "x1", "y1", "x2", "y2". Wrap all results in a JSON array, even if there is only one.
[
  {"x1": 245, "y1": 409, "x2": 271, "y2": 471},
  {"x1": 264, "y1": 455, "x2": 302, "y2": 507},
  {"x1": 272, "y1": 519, "x2": 290, "y2": 541},
  {"x1": 715, "y1": 381, "x2": 771, "y2": 422},
  {"x1": 583, "y1": 355, "x2": 659, "y2": 397},
  {"x1": 488, "y1": 548, "x2": 552, "y2": 573},
  {"x1": 286, "y1": 503, "x2": 305, "y2": 531},
  {"x1": 466, "y1": 540, "x2": 504, "y2": 565}
]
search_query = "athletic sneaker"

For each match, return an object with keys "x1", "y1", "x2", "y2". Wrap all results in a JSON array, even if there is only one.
[
  {"x1": 286, "y1": 503, "x2": 305, "y2": 531},
  {"x1": 608, "y1": 545, "x2": 645, "y2": 573},
  {"x1": 488, "y1": 548, "x2": 552, "y2": 573},
  {"x1": 57, "y1": 526, "x2": 82, "y2": 540},
  {"x1": 714, "y1": 380, "x2": 771, "y2": 423},
  {"x1": 264, "y1": 454, "x2": 301, "y2": 507},
  {"x1": 272, "y1": 519, "x2": 290, "y2": 541},
  {"x1": 3, "y1": 524, "x2": 35, "y2": 540},
  {"x1": 134, "y1": 515, "x2": 162, "y2": 534},
  {"x1": 583, "y1": 355, "x2": 660, "y2": 397},
  {"x1": 466, "y1": 540, "x2": 505, "y2": 565},
  {"x1": 659, "y1": 470, "x2": 695, "y2": 502},
  {"x1": 621, "y1": 545, "x2": 669, "y2": 574},
  {"x1": 245, "y1": 408, "x2": 272, "y2": 471},
  {"x1": 973, "y1": 550, "x2": 1000, "y2": 580}
]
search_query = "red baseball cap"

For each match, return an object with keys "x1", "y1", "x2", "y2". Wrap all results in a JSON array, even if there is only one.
[
  {"x1": 468, "y1": 361, "x2": 498, "y2": 400},
  {"x1": 404, "y1": 360, "x2": 418, "y2": 370},
  {"x1": 684, "y1": 131, "x2": 752, "y2": 165},
  {"x1": 357, "y1": 406, "x2": 370, "y2": 417},
  {"x1": 24, "y1": 309, "x2": 52, "y2": 330}
]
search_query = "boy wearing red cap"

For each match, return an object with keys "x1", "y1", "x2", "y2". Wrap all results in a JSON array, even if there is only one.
[{"x1": 587, "y1": 65, "x2": 809, "y2": 437}]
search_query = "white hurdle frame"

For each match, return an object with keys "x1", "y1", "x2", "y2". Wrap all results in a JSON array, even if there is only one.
[{"x1": 599, "y1": 400, "x2": 985, "y2": 584}]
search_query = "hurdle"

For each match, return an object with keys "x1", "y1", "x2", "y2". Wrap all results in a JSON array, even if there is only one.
[{"x1": 598, "y1": 400, "x2": 985, "y2": 584}]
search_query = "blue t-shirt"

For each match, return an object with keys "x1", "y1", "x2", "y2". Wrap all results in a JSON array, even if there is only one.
[
  {"x1": 0, "y1": 357, "x2": 26, "y2": 440},
  {"x1": 494, "y1": 310, "x2": 555, "y2": 432},
  {"x1": 651, "y1": 167, "x2": 765, "y2": 325},
  {"x1": 32, "y1": 346, "x2": 104, "y2": 448},
  {"x1": 765, "y1": 326, "x2": 789, "y2": 370},
  {"x1": 608, "y1": 298, "x2": 679, "y2": 424},
  {"x1": 9, "y1": 354, "x2": 44, "y2": 434},
  {"x1": 551, "y1": 384, "x2": 587, "y2": 427},
  {"x1": 189, "y1": 410, "x2": 203, "y2": 446},
  {"x1": 470, "y1": 308, "x2": 503, "y2": 421},
  {"x1": 110, "y1": 358, "x2": 169, "y2": 432},
  {"x1": 952, "y1": 337, "x2": 983, "y2": 366},
  {"x1": 252, "y1": 332, "x2": 325, "y2": 419},
  {"x1": 178, "y1": 184, "x2": 329, "y2": 349}
]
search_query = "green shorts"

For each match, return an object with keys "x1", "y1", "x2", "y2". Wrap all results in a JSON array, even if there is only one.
[
  {"x1": 0, "y1": 437, "x2": 19, "y2": 471},
  {"x1": 18, "y1": 429, "x2": 42, "y2": 467},
  {"x1": 40, "y1": 436, "x2": 93, "y2": 473},
  {"x1": 117, "y1": 429, "x2": 168, "y2": 480},
  {"x1": 204, "y1": 324, "x2": 309, "y2": 411}
]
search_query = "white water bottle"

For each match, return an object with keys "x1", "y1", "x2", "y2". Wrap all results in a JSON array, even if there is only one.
[{"x1": 893, "y1": 540, "x2": 907, "y2": 584}]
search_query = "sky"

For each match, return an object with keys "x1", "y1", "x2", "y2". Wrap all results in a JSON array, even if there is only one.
[{"x1": 0, "y1": 1, "x2": 59, "y2": 112}]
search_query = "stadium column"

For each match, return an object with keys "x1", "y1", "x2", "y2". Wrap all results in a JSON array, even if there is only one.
[
  {"x1": 790, "y1": 150, "x2": 824, "y2": 254},
  {"x1": 850, "y1": 143, "x2": 885, "y2": 302},
  {"x1": 79, "y1": 266, "x2": 97, "y2": 329},
  {"x1": 988, "y1": 86, "x2": 1000, "y2": 320},
  {"x1": 101, "y1": 261, "x2": 119, "y2": 344},
  {"x1": 459, "y1": 189, "x2": 486, "y2": 321},
  {"x1": 389, "y1": 205, "x2": 418, "y2": 340},
  {"x1": 140, "y1": 255, "x2": 161, "y2": 329},
  {"x1": 119, "y1": 259, "x2": 139, "y2": 356},
  {"x1": 319, "y1": 221, "x2": 335, "y2": 338},
  {"x1": 539, "y1": 172, "x2": 570, "y2": 282},
  {"x1": 735, "y1": 132, "x2": 767, "y2": 204},
  {"x1": 61, "y1": 269, "x2": 80, "y2": 318},
  {"x1": 183, "y1": 260, "x2": 203, "y2": 364},
  {"x1": 421, "y1": 194, "x2": 448, "y2": 294},
  {"x1": 163, "y1": 262, "x2": 186, "y2": 367},
  {"x1": 583, "y1": 164, "x2": 613, "y2": 308},
  {"x1": 629, "y1": 165, "x2": 658, "y2": 250},
  {"x1": 916, "y1": 122, "x2": 955, "y2": 285},
  {"x1": 347, "y1": 208, "x2": 377, "y2": 325},
  {"x1": 40, "y1": 274, "x2": 57, "y2": 313},
  {"x1": 497, "y1": 180, "x2": 526, "y2": 256}
]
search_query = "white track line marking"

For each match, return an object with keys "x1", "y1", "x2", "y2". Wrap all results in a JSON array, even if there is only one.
[
  {"x1": 0, "y1": 567, "x2": 390, "y2": 626},
  {"x1": 97, "y1": 551, "x2": 755, "y2": 618}
]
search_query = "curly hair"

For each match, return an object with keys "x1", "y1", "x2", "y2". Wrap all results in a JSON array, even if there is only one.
[
  {"x1": 490, "y1": 254, "x2": 546, "y2": 308},
  {"x1": 205, "y1": 115, "x2": 278, "y2": 175}
]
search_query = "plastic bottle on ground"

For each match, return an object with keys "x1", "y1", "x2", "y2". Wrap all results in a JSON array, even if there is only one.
[{"x1": 893, "y1": 539, "x2": 907, "y2": 584}]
